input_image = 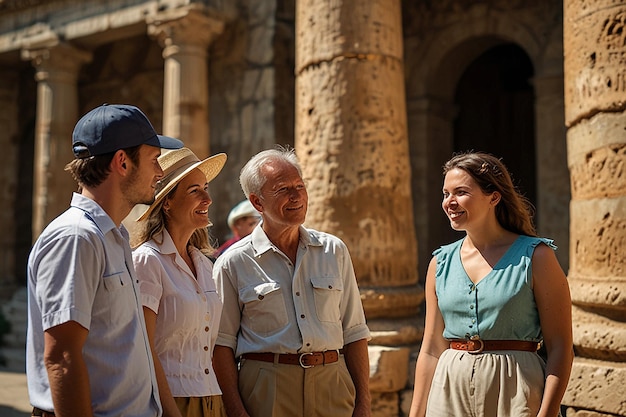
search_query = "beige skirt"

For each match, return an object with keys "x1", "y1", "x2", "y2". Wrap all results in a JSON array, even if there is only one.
[{"x1": 426, "y1": 349, "x2": 546, "y2": 417}]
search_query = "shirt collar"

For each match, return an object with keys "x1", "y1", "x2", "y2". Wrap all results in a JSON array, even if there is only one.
[
  {"x1": 143, "y1": 228, "x2": 177, "y2": 255},
  {"x1": 70, "y1": 193, "x2": 122, "y2": 236},
  {"x1": 250, "y1": 224, "x2": 322, "y2": 257}
]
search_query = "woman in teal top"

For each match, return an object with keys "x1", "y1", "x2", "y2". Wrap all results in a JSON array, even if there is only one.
[{"x1": 409, "y1": 152, "x2": 573, "y2": 417}]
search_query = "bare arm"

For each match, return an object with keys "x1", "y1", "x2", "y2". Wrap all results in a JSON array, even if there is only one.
[
  {"x1": 143, "y1": 307, "x2": 183, "y2": 417},
  {"x1": 213, "y1": 345, "x2": 250, "y2": 417},
  {"x1": 343, "y1": 338, "x2": 371, "y2": 417},
  {"x1": 44, "y1": 321, "x2": 93, "y2": 417},
  {"x1": 532, "y1": 244, "x2": 574, "y2": 417},
  {"x1": 409, "y1": 257, "x2": 448, "y2": 417}
]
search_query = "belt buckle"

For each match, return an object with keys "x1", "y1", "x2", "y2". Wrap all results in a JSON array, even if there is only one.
[
  {"x1": 298, "y1": 352, "x2": 314, "y2": 368},
  {"x1": 468, "y1": 336, "x2": 484, "y2": 354}
]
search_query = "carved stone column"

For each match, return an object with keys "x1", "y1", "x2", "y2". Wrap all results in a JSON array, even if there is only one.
[
  {"x1": 22, "y1": 37, "x2": 91, "y2": 241},
  {"x1": 563, "y1": 1, "x2": 626, "y2": 416},
  {"x1": 295, "y1": 1, "x2": 421, "y2": 415},
  {"x1": 0, "y1": 71, "x2": 20, "y2": 297},
  {"x1": 148, "y1": 7, "x2": 224, "y2": 158}
]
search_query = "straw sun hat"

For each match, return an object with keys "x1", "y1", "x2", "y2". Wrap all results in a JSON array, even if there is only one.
[{"x1": 136, "y1": 147, "x2": 227, "y2": 221}]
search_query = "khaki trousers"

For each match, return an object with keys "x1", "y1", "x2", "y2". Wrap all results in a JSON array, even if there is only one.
[
  {"x1": 427, "y1": 349, "x2": 547, "y2": 417},
  {"x1": 238, "y1": 356, "x2": 356, "y2": 417},
  {"x1": 174, "y1": 395, "x2": 227, "y2": 417}
]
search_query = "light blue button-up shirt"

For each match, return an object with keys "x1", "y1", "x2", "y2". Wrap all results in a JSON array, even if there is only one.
[
  {"x1": 434, "y1": 235, "x2": 555, "y2": 342},
  {"x1": 27, "y1": 193, "x2": 161, "y2": 417}
]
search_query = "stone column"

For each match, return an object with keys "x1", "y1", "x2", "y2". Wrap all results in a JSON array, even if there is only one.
[
  {"x1": 295, "y1": 1, "x2": 421, "y2": 415},
  {"x1": 148, "y1": 7, "x2": 224, "y2": 158},
  {"x1": 22, "y1": 38, "x2": 92, "y2": 241},
  {"x1": 0, "y1": 71, "x2": 20, "y2": 297},
  {"x1": 532, "y1": 71, "x2": 570, "y2": 270},
  {"x1": 563, "y1": 1, "x2": 626, "y2": 416}
]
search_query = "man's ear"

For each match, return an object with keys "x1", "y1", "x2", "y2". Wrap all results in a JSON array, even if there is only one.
[
  {"x1": 249, "y1": 194, "x2": 263, "y2": 213},
  {"x1": 111, "y1": 150, "x2": 129, "y2": 176}
]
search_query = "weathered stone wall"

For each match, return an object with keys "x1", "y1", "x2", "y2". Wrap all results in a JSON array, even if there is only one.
[
  {"x1": 208, "y1": 0, "x2": 289, "y2": 240},
  {"x1": 563, "y1": 0, "x2": 626, "y2": 415}
]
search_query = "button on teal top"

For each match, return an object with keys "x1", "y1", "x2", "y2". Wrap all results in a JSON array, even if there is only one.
[{"x1": 434, "y1": 235, "x2": 556, "y2": 341}]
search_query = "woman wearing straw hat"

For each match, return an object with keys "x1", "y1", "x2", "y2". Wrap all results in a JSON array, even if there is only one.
[{"x1": 132, "y1": 147, "x2": 227, "y2": 417}]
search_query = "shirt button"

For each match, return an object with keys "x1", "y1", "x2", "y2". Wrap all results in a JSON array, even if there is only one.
[
  {"x1": 258, "y1": 295, "x2": 264, "y2": 300},
  {"x1": 470, "y1": 305, "x2": 474, "y2": 309},
  {"x1": 296, "y1": 292, "x2": 300, "y2": 296},
  {"x1": 328, "y1": 285, "x2": 333, "y2": 289},
  {"x1": 472, "y1": 319, "x2": 476, "y2": 323},
  {"x1": 306, "y1": 343, "x2": 311, "y2": 347},
  {"x1": 205, "y1": 326, "x2": 209, "y2": 332},
  {"x1": 300, "y1": 314, "x2": 305, "y2": 319},
  {"x1": 204, "y1": 346, "x2": 209, "y2": 351},
  {"x1": 204, "y1": 368, "x2": 210, "y2": 374}
]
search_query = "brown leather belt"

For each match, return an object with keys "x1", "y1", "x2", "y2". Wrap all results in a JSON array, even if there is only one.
[
  {"x1": 449, "y1": 339, "x2": 540, "y2": 354},
  {"x1": 32, "y1": 407, "x2": 55, "y2": 417},
  {"x1": 241, "y1": 350, "x2": 342, "y2": 368}
]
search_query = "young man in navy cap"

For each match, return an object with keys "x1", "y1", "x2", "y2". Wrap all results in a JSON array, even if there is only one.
[{"x1": 26, "y1": 104, "x2": 183, "y2": 417}]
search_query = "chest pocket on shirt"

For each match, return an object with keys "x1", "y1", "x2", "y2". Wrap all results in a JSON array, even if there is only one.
[
  {"x1": 98, "y1": 270, "x2": 136, "y2": 325},
  {"x1": 240, "y1": 282, "x2": 288, "y2": 336},
  {"x1": 310, "y1": 276, "x2": 343, "y2": 323},
  {"x1": 102, "y1": 270, "x2": 132, "y2": 291}
]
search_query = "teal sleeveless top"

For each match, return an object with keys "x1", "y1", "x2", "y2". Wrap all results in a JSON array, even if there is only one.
[{"x1": 434, "y1": 235, "x2": 556, "y2": 341}]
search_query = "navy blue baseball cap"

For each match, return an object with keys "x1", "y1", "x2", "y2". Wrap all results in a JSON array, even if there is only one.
[{"x1": 72, "y1": 104, "x2": 184, "y2": 158}]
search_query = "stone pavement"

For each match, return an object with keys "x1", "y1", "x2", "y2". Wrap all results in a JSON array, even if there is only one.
[{"x1": 0, "y1": 369, "x2": 30, "y2": 417}]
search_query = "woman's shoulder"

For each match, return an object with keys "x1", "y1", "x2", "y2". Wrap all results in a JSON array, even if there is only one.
[
  {"x1": 432, "y1": 237, "x2": 464, "y2": 257},
  {"x1": 516, "y1": 235, "x2": 557, "y2": 251}
]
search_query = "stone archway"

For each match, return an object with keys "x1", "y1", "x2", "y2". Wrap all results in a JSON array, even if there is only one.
[
  {"x1": 453, "y1": 43, "x2": 537, "y2": 209},
  {"x1": 405, "y1": 9, "x2": 568, "y2": 279}
]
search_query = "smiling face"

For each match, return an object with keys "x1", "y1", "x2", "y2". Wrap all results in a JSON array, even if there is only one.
[
  {"x1": 442, "y1": 168, "x2": 497, "y2": 232},
  {"x1": 252, "y1": 159, "x2": 308, "y2": 230},
  {"x1": 163, "y1": 168, "x2": 211, "y2": 233}
]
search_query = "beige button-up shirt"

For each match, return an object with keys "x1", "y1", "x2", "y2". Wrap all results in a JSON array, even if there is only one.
[{"x1": 214, "y1": 225, "x2": 370, "y2": 358}]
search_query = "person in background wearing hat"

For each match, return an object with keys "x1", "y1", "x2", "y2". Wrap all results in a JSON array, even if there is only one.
[
  {"x1": 212, "y1": 147, "x2": 372, "y2": 417},
  {"x1": 132, "y1": 148, "x2": 227, "y2": 417},
  {"x1": 214, "y1": 200, "x2": 261, "y2": 257},
  {"x1": 26, "y1": 104, "x2": 184, "y2": 417}
]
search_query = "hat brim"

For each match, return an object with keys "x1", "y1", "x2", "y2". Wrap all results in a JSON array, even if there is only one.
[
  {"x1": 136, "y1": 152, "x2": 227, "y2": 222},
  {"x1": 146, "y1": 134, "x2": 184, "y2": 150}
]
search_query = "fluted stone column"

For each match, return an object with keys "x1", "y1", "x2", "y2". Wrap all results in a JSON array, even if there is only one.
[
  {"x1": 22, "y1": 38, "x2": 91, "y2": 241},
  {"x1": 563, "y1": 1, "x2": 626, "y2": 416},
  {"x1": 295, "y1": 1, "x2": 421, "y2": 415},
  {"x1": 148, "y1": 7, "x2": 224, "y2": 158},
  {"x1": 0, "y1": 71, "x2": 20, "y2": 297}
]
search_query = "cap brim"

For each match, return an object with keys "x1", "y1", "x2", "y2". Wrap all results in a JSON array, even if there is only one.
[
  {"x1": 136, "y1": 153, "x2": 227, "y2": 222},
  {"x1": 156, "y1": 135, "x2": 184, "y2": 149}
]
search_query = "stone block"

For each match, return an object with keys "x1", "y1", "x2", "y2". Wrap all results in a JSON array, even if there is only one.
[
  {"x1": 369, "y1": 345, "x2": 409, "y2": 393},
  {"x1": 564, "y1": 0, "x2": 626, "y2": 126},
  {"x1": 371, "y1": 391, "x2": 398, "y2": 417},
  {"x1": 562, "y1": 357, "x2": 626, "y2": 416}
]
